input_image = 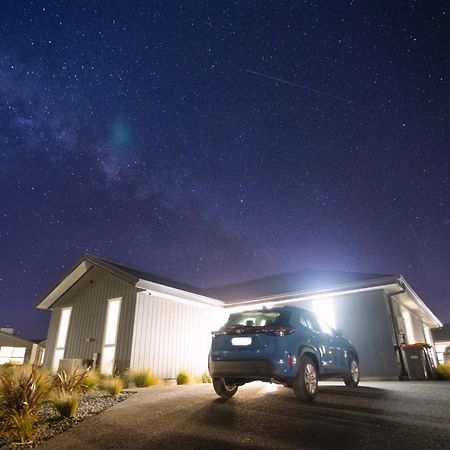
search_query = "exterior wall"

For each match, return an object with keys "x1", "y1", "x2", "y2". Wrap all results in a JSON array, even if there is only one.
[
  {"x1": 0, "y1": 333, "x2": 35, "y2": 365},
  {"x1": 43, "y1": 266, "x2": 138, "y2": 372},
  {"x1": 290, "y1": 290, "x2": 399, "y2": 379},
  {"x1": 130, "y1": 291, "x2": 227, "y2": 378},
  {"x1": 409, "y1": 312, "x2": 426, "y2": 343}
]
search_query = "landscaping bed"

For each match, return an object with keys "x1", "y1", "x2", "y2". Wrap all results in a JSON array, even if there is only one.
[{"x1": 0, "y1": 390, "x2": 134, "y2": 449}]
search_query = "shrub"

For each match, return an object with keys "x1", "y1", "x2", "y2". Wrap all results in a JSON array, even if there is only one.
[
  {"x1": 128, "y1": 369, "x2": 162, "y2": 387},
  {"x1": 176, "y1": 370, "x2": 192, "y2": 385},
  {"x1": 0, "y1": 365, "x2": 53, "y2": 443},
  {"x1": 54, "y1": 368, "x2": 89, "y2": 395},
  {"x1": 436, "y1": 364, "x2": 450, "y2": 380},
  {"x1": 81, "y1": 370, "x2": 101, "y2": 393},
  {"x1": 100, "y1": 376, "x2": 123, "y2": 396},
  {"x1": 51, "y1": 392, "x2": 79, "y2": 419},
  {"x1": 200, "y1": 372, "x2": 212, "y2": 383}
]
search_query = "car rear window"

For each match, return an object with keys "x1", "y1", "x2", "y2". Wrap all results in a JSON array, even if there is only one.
[{"x1": 226, "y1": 310, "x2": 286, "y2": 327}]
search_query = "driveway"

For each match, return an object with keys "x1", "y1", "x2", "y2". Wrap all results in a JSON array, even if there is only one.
[{"x1": 36, "y1": 381, "x2": 450, "y2": 449}]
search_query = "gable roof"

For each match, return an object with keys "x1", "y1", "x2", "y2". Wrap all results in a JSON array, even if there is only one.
[
  {"x1": 36, "y1": 254, "x2": 205, "y2": 309},
  {"x1": 0, "y1": 330, "x2": 35, "y2": 347},
  {"x1": 37, "y1": 253, "x2": 399, "y2": 310},
  {"x1": 35, "y1": 254, "x2": 441, "y2": 327},
  {"x1": 204, "y1": 270, "x2": 399, "y2": 303}
]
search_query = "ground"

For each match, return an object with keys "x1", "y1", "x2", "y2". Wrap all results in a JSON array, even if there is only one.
[{"x1": 35, "y1": 381, "x2": 450, "y2": 449}]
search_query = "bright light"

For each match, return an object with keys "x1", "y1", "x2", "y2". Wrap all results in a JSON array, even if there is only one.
[
  {"x1": 401, "y1": 307, "x2": 415, "y2": 344},
  {"x1": 101, "y1": 346, "x2": 116, "y2": 375},
  {"x1": 262, "y1": 383, "x2": 279, "y2": 393},
  {"x1": 312, "y1": 298, "x2": 335, "y2": 328},
  {"x1": 56, "y1": 308, "x2": 72, "y2": 348},
  {"x1": 0, "y1": 346, "x2": 26, "y2": 365},
  {"x1": 101, "y1": 298, "x2": 122, "y2": 375},
  {"x1": 104, "y1": 298, "x2": 121, "y2": 345},
  {"x1": 53, "y1": 307, "x2": 72, "y2": 372}
]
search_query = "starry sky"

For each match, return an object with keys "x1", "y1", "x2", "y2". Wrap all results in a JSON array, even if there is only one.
[{"x1": 0, "y1": 1, "x2": 449, "y2": 340}]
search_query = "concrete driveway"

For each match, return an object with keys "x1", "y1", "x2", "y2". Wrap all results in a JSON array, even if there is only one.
[{"x1": 36, "y1": 381, "x2": 450, "y2": 449}]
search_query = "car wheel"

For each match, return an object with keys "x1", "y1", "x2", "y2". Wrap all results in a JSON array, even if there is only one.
[
  {"x1": 343, "y1": 357, "x2": 360, "y2": 387},
  {"x1": 212, "y1": 378, "x2": 238, "y2": 399},
  {"x1": 293, "y1": 356, "x2": 318, "y2": 402}
]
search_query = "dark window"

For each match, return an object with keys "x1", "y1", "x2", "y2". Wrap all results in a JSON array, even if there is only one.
[
  {"x1": 226, "y1": 310, "x2": 283, "y2": 327},
  {"x1": 299, "y1": 314, "x2": 309, "y2": 328},
  {"x1": 304, "y1": 313, "x2": 321, "y2": 332}
]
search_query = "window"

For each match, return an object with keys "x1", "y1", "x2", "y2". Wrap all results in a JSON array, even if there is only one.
[
  {"x1": 304, "y1": 313, "x2": 321, "y2": 332},
  {"x1": 52, "y1": 307, "x2": 72, "y2": 372},
  {"x1": 100, "y1": 298, "x2": 121, "y2": 375},
  {"x1": 299, "y1": 315, "x2": 309, "y2": 328},
  {"x1": 226, "y1": 310, "x2": 283, "y2": 327},
  {"x1": 0, "y1": 346, "x2": 26, "y2": 365}
]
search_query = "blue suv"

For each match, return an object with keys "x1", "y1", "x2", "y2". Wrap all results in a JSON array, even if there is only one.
[{"x1": 209, "y1": 305, "x2": 359, "y2": 401}]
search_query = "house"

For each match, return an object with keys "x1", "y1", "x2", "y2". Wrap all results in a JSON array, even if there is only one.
[
  {"x1": 0, "y1": 328, "x2": 45, "y2": 366},
  {"x1": 432, "y1": 324, "x2": 450, "y2": 364},
  {"x1": 37, "y1": 254, "x2": 442, "y2": 380}
]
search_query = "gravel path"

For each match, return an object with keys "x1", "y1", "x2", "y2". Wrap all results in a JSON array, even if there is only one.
[{"x1": 0, "y1": 390, "x2": 134, "y2": 449}]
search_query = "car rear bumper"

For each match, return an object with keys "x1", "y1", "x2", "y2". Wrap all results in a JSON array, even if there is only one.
[{"x1": 209, "y1": 359, "x2": 275, "y2": 379}]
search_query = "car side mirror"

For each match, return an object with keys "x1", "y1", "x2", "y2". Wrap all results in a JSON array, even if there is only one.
[{"x1": 333, "y1": 328, "x2": 343, "y2": 337}]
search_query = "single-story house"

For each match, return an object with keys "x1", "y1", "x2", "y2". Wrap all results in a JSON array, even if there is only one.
[
  {"x1": 432, "y1": 324, "x2": 450, "y2": 364},
  {"x1": 37, "y1": 254, "x2": 442, "y2": 380},
  {"x1": 0, "y1": 328, "x2": 45, "y2": 366}
]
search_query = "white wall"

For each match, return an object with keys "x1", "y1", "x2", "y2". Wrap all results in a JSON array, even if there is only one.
[{"x1": 130, "y1": 291, "x2": 227, "y2": 378}]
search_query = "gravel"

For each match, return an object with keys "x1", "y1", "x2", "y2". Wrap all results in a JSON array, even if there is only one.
[{"x1": 0, "y1": 390, "x2": 134, "y2": 449}]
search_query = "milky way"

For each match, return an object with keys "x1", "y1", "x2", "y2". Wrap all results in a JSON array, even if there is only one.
[{"x1": 0, "y1": 1, "x2": 449, "y2": 339}]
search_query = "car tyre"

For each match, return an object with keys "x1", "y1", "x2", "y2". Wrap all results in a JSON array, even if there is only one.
[
  {"x1": 212, "y1": 378, "x2": 238, "y2": 399},
  {"x1": 293, "y1": 356, "x2": 318, "y2": 402},
  {"x1": 343, "y1": 357, "x2": 360, "y2": 387}
]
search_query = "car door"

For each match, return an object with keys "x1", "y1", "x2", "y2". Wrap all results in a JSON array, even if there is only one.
[{"x1": 315, "y1": 318, "x2": 347, "y2": 372}]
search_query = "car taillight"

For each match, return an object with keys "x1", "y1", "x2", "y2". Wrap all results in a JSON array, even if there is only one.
[
  {"x1": 211, "y1": 330, "x2": 227, "y2": 336},
  {"x1": 262, "y1": 326, "x2": 295, "y2": 336},
  {"x1": 211, "y1": 326, "x2": 295, "y2": 336}
]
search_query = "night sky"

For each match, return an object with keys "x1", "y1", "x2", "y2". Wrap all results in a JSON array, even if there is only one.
[{"x1": 1, "y1": 1, "x2": 449, "y2": 340}]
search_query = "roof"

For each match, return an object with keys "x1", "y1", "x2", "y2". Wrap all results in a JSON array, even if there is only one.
[
  {"x1": 37, "y1": 253, "x2": 399, "y2": 310},
  {"x1": 36, "y1": 253, "x2": 204, "y2": 309},
  {"x1": 432, "y1": 324, "x2": 450, "y2": 342},
  {"x1": 0, "y1": 331, "x2": 35, "y2": 347},
  {"x1": 204, "y1": 270, "x2": 399, "y2": 302},
  {"x1": 36, "y1": 253, "x2": 441, "y2": 327}
]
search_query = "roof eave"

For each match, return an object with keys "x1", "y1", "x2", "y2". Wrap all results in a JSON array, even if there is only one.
[
  {"x1": 36, "y1": 254, "x2": 139, "y2": 310},
  {"x1": 397, "y1": 276, "x2": 443, "y2": 328},
  {"x1": 222, "y1": 276, "x2": 401, "y2": 308}
]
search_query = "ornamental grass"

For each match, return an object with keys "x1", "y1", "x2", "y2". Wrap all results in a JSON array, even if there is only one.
[{"x1": 0, "y1": 365, "x2": 53, "y2": 444}]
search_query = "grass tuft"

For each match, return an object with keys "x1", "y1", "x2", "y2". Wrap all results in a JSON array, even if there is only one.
[
  {"x1": 436, "y1": 363, "x2": 450, "y2": 380},
  {"x1": 0, "y1": 365, "x2": 53, "y2": 443},
  {"x1": 176, "y1": 370, "x2": 192, "y2": 385},
  {"x1": 100, "y1": 376, "x2": 123, "y2": 396},
  {"x1": 51, "y1": 392, "x2": 79, "y2": 419},
  {"x1": 127, "y1": 369, "x2": 162, "y2": 387},
  {"x1": 200, "y1": 372, "x2": 212, "y2": 383},
  {"x1": 81, "y1": 370, "x2": 101, "y2": 393}
]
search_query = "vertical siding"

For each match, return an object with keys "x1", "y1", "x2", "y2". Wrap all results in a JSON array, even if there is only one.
[
  {"x1": 45, "y1": 266, "x2": 138, "y2": 372},
  {"x1": 130, "y1": 292, "x2": 227, "y2": 378},
  {"x1": 289, "y1": 291, "x2": 399, "y2": 378},
  {"x1": 42, "y1": 308, "x2": 61, "y2": 369},
  {"x1": 333, "y1": 290, "x2": 399, "y2": 378}
]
